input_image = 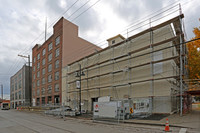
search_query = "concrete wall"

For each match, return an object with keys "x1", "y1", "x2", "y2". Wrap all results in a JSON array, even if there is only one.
[{"x1": 10, "y1": 65, "x2": 32, "y2": 108}]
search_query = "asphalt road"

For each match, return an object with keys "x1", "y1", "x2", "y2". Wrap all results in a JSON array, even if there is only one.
[{"x1": 0, "y1": 109, "x2": 181, "y2": 133}]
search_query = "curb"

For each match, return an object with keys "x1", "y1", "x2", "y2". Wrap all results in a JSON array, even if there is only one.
[{"x1": 123, "y1": 121, "x2": 190, "y2": 128}]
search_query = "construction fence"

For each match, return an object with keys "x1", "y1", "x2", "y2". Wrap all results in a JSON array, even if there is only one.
[{"x1": 92, "y1": 96, "x2": 180, "y2": 123}]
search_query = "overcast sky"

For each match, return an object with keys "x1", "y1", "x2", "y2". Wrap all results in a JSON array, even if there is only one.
[{"x1": 0, "y1": 0, "x2": 200, "y2": 99}]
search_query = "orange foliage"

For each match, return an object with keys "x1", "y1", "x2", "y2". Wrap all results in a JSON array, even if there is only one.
[{"x1": 187, "y1": 27, "x2": 200, "y2": 90}]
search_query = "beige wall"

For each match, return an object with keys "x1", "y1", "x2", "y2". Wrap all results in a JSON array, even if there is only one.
[
  {"x1": 61, "y1": 19, "x2": 101, "y2": 104},
  {"x1": 62, "y1": 19, "x2": 101, "y2": 67},
  {"x1": 64, "y1": 24, "x2": 180, "y2": 113}
]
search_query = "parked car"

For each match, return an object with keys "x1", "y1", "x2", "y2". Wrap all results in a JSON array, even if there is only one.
[{"x1": 1, "y1": 103, "x2": 10, "y2": 110}]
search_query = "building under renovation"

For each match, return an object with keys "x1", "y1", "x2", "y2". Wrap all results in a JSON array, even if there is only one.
[{"x1": 62, "y1": 13, "x2": 187, "y2": 114}]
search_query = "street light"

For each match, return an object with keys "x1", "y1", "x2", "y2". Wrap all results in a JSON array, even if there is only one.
[
  {"x1": 18, "y1": 54, "x2": 31, "y2": 107},
  {"x1": 75, "y1": 64, "x2": 85, "y2": 115},
  {"x1": 1, "y1": 84, "x2": 3, "y2": 101}
]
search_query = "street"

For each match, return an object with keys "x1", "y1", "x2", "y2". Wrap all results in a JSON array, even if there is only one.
[{"x1": 0, "y1": 110, "x2": 184, "y2": 133}]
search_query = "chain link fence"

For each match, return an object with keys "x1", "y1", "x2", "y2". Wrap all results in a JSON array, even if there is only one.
[{"x1": 92, "y1": 96, "x2": 180, "y2": 124}]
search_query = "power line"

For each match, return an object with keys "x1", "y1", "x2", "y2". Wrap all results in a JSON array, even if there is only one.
[
  {"x1": 6, "y1": 0, "x2": 81, "y2": 76},
  {"x1": 4, "y1": 0, "x2": 198, "y2": 79}
]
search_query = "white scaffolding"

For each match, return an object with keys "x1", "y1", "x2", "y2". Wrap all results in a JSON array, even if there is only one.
[{"x1": 64, "y1": 5, "x2": 187, "y2": 115}]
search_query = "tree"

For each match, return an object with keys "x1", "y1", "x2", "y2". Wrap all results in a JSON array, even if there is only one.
[{"x1": 186, "y1": 26, "x2": 200, "y2": 90}]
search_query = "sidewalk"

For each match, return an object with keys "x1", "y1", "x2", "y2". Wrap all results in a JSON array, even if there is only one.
[
  {"x1": 124, "y1": 110, "x2": 200, "y2": 130},
  {"x1": 17, "y1": 108, "x2": 200, "y2": 131}
]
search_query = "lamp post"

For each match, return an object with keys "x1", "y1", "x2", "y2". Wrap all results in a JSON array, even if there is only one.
[
  {"x1": 18, "y1": 54, "x2": 31, "y2": 106},
  {"x1": 75, "y1": 64, "x2": 85, "y2": 115},
  {"x1": 1, "y1": 84, "x2": 3, "y2": 101}
]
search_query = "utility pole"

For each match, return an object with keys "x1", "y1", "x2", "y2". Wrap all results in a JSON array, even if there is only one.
[
  {"x1": 1, "y1": 84, "x2": 3, "y2": 100},
  {"x1": 75, "y1": 64, "x2": 85, "y2": 115},
  {"x1": 18, "y1": 54, "x2": 31, "y2": 106}
]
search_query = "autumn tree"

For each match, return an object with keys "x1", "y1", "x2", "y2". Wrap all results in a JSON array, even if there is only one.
[{"x1": 186, "y1": 26, "x2": 200, "y2": 90}]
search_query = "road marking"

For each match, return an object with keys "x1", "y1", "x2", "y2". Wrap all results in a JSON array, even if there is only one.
[{"x1": 179, "y1": 128, "x2": 187, "y2": 133}]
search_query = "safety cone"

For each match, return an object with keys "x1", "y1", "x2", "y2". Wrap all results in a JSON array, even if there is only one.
[{"x1": 164, "y1": 118, "x2": 171, "y2": 132}]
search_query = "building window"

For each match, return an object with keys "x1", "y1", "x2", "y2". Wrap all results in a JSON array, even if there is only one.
[
  {"x1": 18, "y1": 73, "x2": 22, "y2": 79},
  {"x1": 37, "y1": 80, "x2": 40, "y2": 87},
  {"x1": 55, "y1": 36, "x2": 60, "y2": 46},
  {"x1": 48, "y1": 53, "x2": 52, "y2": 62},
  {"x1": 41, "y1": 88, "x2": 45, "y2": 95},
  {"x1": 37, "y1": 71, "x2": 40, "y2": 78},
  {"x1": 112, "y1": 40, "x2": 115, "y2": 44},
  {"x1": 34, "y1": 57, "x2": 36, "y2": 63},
  {"x1": 48, "y1": 42, "x2": 53, "y2": 51},
  {"x1": 42, "y1": 58, "x2": 45, "y2": 65},
  {"x1": 37, "y1": 62, "x2": 40, "y2": 69},
  {"x1": 12, "y1": 94, "x2": 14, "y2": 100},
  {"x1": 18, "y1": 80, "x2": 22, "y2": 89},
  {"x1": 47, "y1": 96, "x2": 52, "y2": 104},
  {"x1": 55, "y1": 83, "x2": 59, "y2": 92},
  {"x1": 33, "y1": 66, "x2": 35, "y2": 72},
  {"x1": 37, "y1": 53, "x2": 40, "y2": 60},
  {"x1": 55, "y1": 60, "x2": 59, "y2": 69},
  {"x1": 48, "y1": 85, "x2": 52, "y2": 94},
  {"x1": 55, "y1": 48, "x2": 59, "y2": 57},
  {"x1": 15, "y1": 92, "x2": 17, "y2": 100},
  {"x1": 48, "y1": 75, "x2": 52, "y2": 82},
  {"x1": 33, "y1": 74, "x2": 35, "y2": 80},
  {"x1": 15, "y1": 83, "x2": 17, "y2": 90},
  {"x1": 42, "y1": 68, "x2": 45, "y2": 75},
  {"x1": 32, "y1": 90, "x2": 35, "y2": 97},
  {"x1": 42, "y1": 48, "x2": 46, "y2": 56},
  {"x1": 48, "y1": 64, "x2": 52, "y2": 72},
  {"x1": 42, "y1": 77, "x2": 45, "y2": 85},
  {"x1": 37, "y1": 88, "x2": 40, "y2": 96},
  {"x1": 33, "y1": 82, "x2": 35, "y2": 88},
  {"x1": 55, "y1": 71, "x2": 59, "y2": 80},
  {"x1": 11, "y1": 85, "x2": 14, "y2": 91},
  {"x1": 19, "y1": 91, "x2": 21, "y2": 99}
]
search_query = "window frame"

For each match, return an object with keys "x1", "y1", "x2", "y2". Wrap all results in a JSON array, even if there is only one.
[
  {"x1": 55, "y1": 36, "x2": 60, "y2": 46},
  {"x1": 55, "y1": 48, "x2": 59, "y2": 57},
  {"x1": 55, "y1": 60, "x2": 59, "y2": 69},
  {"x1": 48, "y1": 53, "x2": 52, "y2": 62},
  {"x1": 42, "y1": 48, "x2": 46, "y2": 56},
  {"x1": 48, "y1": 42, "x2": 53, "y2": 51}
]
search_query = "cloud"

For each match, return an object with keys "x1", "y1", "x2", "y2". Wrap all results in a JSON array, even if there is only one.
[{"x1": 0, "y1": 0, "x2": 200, "y2": 98}]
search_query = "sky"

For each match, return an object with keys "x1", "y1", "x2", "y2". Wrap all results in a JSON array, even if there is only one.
[{"x1": 0, "y1": 0, "x2": 200, "y2": 99}]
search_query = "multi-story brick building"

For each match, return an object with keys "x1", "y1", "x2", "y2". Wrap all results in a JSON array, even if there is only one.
[
  {"x1": 32, "y1": 17, "x2": 101, "y2": 106},
  {"x1": 10, "y1": 65, "x2": 32, "y2": 108}
]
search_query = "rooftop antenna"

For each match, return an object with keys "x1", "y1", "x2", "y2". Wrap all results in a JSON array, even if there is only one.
[
  {"x1": 179, "y1": 3, "x2": 182, "y2": 15},
  {"x1": 45, "y1": 17, "x2": 47, "y2": 41}
]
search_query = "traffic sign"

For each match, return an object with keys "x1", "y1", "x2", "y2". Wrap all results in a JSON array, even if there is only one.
[{"x1": 130, "y1": 108, "x2": 133, "y2": 114}]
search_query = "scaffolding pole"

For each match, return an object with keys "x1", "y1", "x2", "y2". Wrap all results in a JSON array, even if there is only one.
[
  {"x1": 179, "y1": 16, "x2": 183, "y2": 116},
  {"x1": 150, "y1": 20, "x2": 154, "y2": 115}
]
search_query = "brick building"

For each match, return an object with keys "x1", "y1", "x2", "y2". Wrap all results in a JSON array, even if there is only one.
[
  {"x1": 32, "y1": 17, "x2": 101, "y2": 106},
  {"x1": 10, "y1": 65, "x2": 32, "y2": 108}
]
